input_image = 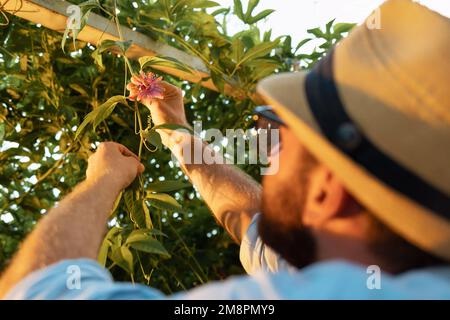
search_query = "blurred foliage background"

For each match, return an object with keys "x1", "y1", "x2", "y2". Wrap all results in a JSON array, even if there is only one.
[{"x1": 0, "y1": 0, "x2": 353, "y2": 293}]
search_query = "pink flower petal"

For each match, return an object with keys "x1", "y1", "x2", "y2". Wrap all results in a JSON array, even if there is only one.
[{"x1": 127, "y1": 71, "x2": 165, "y2": 104}]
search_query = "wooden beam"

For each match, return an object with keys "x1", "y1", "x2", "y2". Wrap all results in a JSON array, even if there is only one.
[{"x1": 1, "y1": 0, "x2": 231, "y2": 93}]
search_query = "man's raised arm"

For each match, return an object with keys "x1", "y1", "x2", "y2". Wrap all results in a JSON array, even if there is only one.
[
  {"x1": 147, "y1": 82, "x2": 261, "y2": 243},
  {"x1": 0, "y1": 142, "x2": 144, "y2": 298}
]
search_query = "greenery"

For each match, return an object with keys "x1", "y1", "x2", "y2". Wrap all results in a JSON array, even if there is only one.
[{"x1": 0, "y1": 0, "x2": 354, "y2": 293}]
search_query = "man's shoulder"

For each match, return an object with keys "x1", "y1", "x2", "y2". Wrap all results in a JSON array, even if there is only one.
[{"x1": 179, "y1": 260, "x2": 450, "y2": 299}]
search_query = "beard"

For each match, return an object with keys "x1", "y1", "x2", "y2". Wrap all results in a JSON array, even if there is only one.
[{"x1": 258, "y1": 150, "x2": 318, "y2": 269}]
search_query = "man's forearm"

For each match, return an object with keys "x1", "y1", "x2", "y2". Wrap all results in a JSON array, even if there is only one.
[
  {"x1": 0, "y1": 176, "x2": 119, "y2": 297},
  {"x1": 164, "y1": 130, "x2": 261, "y2": 243}
]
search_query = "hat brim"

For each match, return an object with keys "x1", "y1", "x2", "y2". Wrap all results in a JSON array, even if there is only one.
[{"x1": 257, "y1": 71, "x2": 450, "y2": 261}]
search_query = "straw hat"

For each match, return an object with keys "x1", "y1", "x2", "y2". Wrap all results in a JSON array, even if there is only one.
[{"x1": 257, "y1": 0, "x2": 450, "y2": 260}]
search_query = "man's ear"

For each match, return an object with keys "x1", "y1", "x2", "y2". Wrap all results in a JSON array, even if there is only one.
[{"x1": 303, "y1": 166, "x2": 352, "y2": 227}]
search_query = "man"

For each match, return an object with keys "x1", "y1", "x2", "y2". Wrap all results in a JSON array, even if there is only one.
[{"x1": 1, "y1": 0, "x2": 450, "y2": 299}]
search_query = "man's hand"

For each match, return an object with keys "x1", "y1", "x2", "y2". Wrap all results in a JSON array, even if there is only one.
[
  {"x1": 144, "y1": 81, "x2": 189, "y2": 128},
  {"x1": 86, "y1": 142, "x2": 145, "y2": 191},
  {"x1": 0, "y1": 144, "x2": 145, "y2": 298}
]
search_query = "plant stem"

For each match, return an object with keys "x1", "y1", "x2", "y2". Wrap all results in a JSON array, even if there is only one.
[
  {"x1": 167, "y1": 220, "x2": 207, "y2": 284},
  {"x1": 112, "y1": 0, "x2": 134, "y2": 77},
  {"x1": 142, "y1": 24, "x2": 225, "y2": 77},
  {"x1": 135, "y1": 103, "x2": 144, "y2": 159},
  {"x1": 123, "y1": 56, "x2": 128, "y2": 96}
]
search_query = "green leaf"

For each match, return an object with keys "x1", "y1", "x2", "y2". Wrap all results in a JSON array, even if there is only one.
[
  {"x1": 142, "y1": 199, "x2": 153, "y2": 229},
  {"x1": 130, "y1": 205, "x2": 147, "y2": 229},
  {"x1": 211, "y1": 7, "x2": 230, "y2": 16},
  {"x1": 152, "y1": 123, "x2": 194, "y2": 134},
  {"x1": 147, "y1": 180, "x2": 191, "y2": 193},
  {"x1": 123, "y1": 189, "x2": 135, "y2": 215},
  {"x1": 143, "y1": 123, "x2": 194, "y2": 149},
  {"x1": 151, "y1": 198, "x2": 188, "y2": 212},
  {"x1": 129, "y1": 238, "x2": 170, "y2": 257},
  {"x1": 126, "y1": 230, "x2": 149, "y2": 244},
  {"x1": 281, "y1": 35, "x2": 292, "y2": 54},
  {"x1": 231, "y1": 38, "x2": 245, "y2": 63},
  {"x1": 69, "y1": 83, "x2": 89, "y2": 97},
  {"x1": 92, "y1": 96, "x2": 127, "y2": 128},
  {"x1": 319, "y1": 42, "x2": 332, "y2": 50},
  {"x1": 139, "y1": 55, "x2": 193, "y2": 74},
  {"x1": 232, "y1": 28, "x2": 259, "y2": 49},
  {"x1": 98, "y1": 239, "x2": 114, "y2": 267},
  {"x1": 126, "y1": 229, "x2": 167, "y2": 244},
  {"x1": 61, "y1": 1, "x2": 98, "y2": 53},
  {"x1": 326, "y1": 18, "x2": 336, "y2": 34},
  {"x1": 233, "y1": 0, "x2": 244, "y2": 20},
  {"x1": 110, "y1": 191, "x2": 123, "y2": 217},
  {"x1": 239, "y1": 40, "x2": 279, "y2": 67},
  {"x1": 147, "y1": 193, "x2": 181, "y2": 208},
  {"x1": 98, "y1": 226, "x2": 121, "y2": 266},
  {"x1": 124, "y1": 190, "x2": 147, "y2": 229},
  {"x1": 245, "y1": 0, "x2": 260, "y2": 20},
  {"x1": 307, "y1": 27, "x2": 324, "y2": 38},
  {"x1": 294, "y1": 38, "x2": 312, "y2": 54},
  {"x1": 263, "y1": 29, "x2": 272, "y2": 42},
  {"x1": 0, "y1": 122, "x2": 5, "y2": 147},
  {"x1": 61, "y1": 26, "x2": 71, "y2": 54},
  {"x1": 78, "y1": 0, "x2": 101, "y2": 10},
  {"x1": 74, "y1": 95, "x2": 127, "y2": 139},
  {"x1": 111, "y1": 245, "x2": 134, "y2": 273},
  {"x1": 245, "y1": 57, "x2": 277, "y2": 69},
  {"x1": 234, "y1": 0, "x2": 273, "y2": 24},
  {"x1": 97, "y1": 39, "x2": 133, "y2": 55},
  {"x1": 121, "y1": 246, "x2": 134, "y2": 272},
  {"x1": 126, "y1": 231, "x2": 170, "y2": 257},
  {"x1": 189, "y1": 0, "x2": 220, "y2": 9},
  {"x1": 146, "y1": 193, "x2": 186, "y2": 212},
  {"x1": 247, "y1": 9, "x2": 274, "y2": 24},
  {"x1": 142, "y1": 129, "x2": 162, "y2": 150},
  {"x1": 91, "y1": 49, "x2": 104, "y2": 71},
  {"x1": 250, "y1": 63, "x2": 278, "y2": 81},
  {"x1": 333, "y1": 22, "x2": 356, "y2": 35}
]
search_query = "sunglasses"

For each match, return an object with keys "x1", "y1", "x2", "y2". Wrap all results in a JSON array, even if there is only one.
[
  {"x1": 253, "y1": 106, "x2": 285, "y2": 128},
  {"x1": 253, "y1": 106, "x2": 285, "y2": 155}
]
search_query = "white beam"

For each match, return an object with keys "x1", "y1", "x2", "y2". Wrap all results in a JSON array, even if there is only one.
[{"x1": 1, "y1": 0, "x2": 232, "y2": 93}]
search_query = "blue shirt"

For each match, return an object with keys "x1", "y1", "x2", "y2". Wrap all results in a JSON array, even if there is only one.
[
  {"x1": 6, "y1": 214, "x2": 450, "y2": 299},
  {"x1": 240, "y1": 214, "x2": 297, "y2": 274}
]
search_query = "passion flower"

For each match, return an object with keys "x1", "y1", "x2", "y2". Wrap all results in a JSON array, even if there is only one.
[{"x1": 127, "y1": 71, "x2": 165, "y2": 105}]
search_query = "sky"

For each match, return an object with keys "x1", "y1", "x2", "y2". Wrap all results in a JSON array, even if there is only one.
[{"x1": 216, "y1": 0, "x2": 450, "y2": 45}]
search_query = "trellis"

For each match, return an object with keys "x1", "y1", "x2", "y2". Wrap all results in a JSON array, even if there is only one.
[{"x1": 1, "y1": 0, "x2": 235, "y2": 93}]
